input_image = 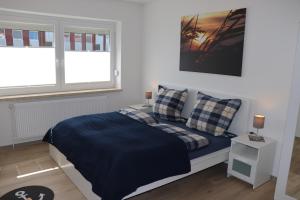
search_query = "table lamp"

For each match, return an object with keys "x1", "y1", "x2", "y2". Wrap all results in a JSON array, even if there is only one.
[
  {"x1": 253, "y1": 114, "x2": 265, "y2": 136},
  {"x1": 143, "y1": 91, "x2": 152, "y2": 107}
]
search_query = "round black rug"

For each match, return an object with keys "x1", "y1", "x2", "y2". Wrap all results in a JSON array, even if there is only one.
[{"x1": 0, "y1": 186, "x2": 54, "y2": 200}]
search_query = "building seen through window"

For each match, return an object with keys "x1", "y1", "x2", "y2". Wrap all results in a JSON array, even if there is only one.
[
  {"x1": 64, "y1": 31, "x2": 110, "y2": 52},
  {"x1": 0, "y1": 27, "x2": 110, "y2": 52},
  {"x1": 0, "y1": 27, "x2": 54, "y2": 48}
]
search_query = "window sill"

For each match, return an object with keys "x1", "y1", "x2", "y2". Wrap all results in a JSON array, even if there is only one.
[{"x1": 0, "y1": 88, "x2": 122, "y2": 101}]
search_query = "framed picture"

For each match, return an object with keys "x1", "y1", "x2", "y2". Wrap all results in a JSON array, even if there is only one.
[{"x1": 180, "y1": 8, "x2": 246, "y2": 76}]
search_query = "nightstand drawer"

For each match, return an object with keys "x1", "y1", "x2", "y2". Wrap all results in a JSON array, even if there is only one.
[
  {"x1": 232, "y1": 159, "x2": 252, "y2": 177},
  {"x1": 228, "y1": 156, "x2": 255, "y2": 184}
]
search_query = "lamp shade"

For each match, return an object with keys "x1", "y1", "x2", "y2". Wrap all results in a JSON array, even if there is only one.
[
  {"x1": 145, "y1": 91, "x2": 152, "y2": 100},
  {"x1": 253, "y1": 114, "x2": 265, "y2": 129}
]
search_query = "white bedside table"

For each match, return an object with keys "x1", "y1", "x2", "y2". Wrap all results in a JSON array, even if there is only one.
[
  {"x1": 227, "y1": 134, "x2": 276, "y2": 189},
  {"x1": 128, "y1": 104, "x2": 153, "y2": 113}
]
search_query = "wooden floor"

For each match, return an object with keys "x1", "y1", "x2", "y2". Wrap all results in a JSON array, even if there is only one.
[
  {"x1": 287, "y1": 137, "x2": 300, "y2": 199},
  {"x1": 0, "y1": 142, "x2": 276, "y2": 200}
]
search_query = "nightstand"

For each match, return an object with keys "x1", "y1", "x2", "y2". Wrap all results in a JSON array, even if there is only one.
[
  {"x1": 227, "y1": 134, "x2": 276, "y2": 189},
  {"x1": 128, "y1": 104, "x2": 153, "y2": 113}
]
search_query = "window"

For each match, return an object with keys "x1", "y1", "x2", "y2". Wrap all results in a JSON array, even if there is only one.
[
  {"x1": 86, "y1": 33, "x2": 93, "y2": 51},
  {"x1": 0, "y1": 14, "x2": 117, "y2": 96},
  {"x1": 12, "y1": 30, "x2": 23, "y2": 47},
  {"x1": 0, "y1": 22, "x2": 56, "y2": 89},
  {"x1": 64, "y1": 28, "x2": 111, "y2": 84},
  {"x1": 29, "y1": 31, "x2": 39, "y2": 47},
  {"x1": 0, "y1": 28, "x2": 6, "y2": 46},
  {"x1": 64, "y1": 33, "x2": 70, "y2": 50}
]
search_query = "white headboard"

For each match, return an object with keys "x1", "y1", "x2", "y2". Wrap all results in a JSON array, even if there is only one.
[{"x1": 158, "y1": 83, "x2": 252, "y2": 135}]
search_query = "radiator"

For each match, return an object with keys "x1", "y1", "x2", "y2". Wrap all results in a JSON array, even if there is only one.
[{"x1": 10, "y1": 96, "x2": 108, "y2": 140}]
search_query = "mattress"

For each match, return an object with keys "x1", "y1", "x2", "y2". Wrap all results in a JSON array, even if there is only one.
[{"x1": 157, "y1": 118, "x2": 236, "y2": 160}]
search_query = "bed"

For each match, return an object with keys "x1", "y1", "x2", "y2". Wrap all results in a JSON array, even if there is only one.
[{"x1": 46, "y1": 85, "x2": 251, "y2": 200}]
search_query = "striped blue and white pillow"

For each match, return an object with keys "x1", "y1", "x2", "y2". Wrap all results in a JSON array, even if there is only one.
[
  {"x1": 186, "y1": 92, "x2": 241, "y2": 136},
  {"x1": 153, "y1": 86, "x2": 188, "y2": 121}
]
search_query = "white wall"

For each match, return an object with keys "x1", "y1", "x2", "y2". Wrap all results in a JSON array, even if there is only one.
[
  {"x1": 142, "y1": 0, "x2": 300, "y2": 176},
  {"x1": 0, "y1": 0, "x2": 143, "y2": 146}
]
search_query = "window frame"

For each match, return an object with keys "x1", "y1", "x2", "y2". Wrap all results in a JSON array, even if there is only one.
[
  {"x1": 0, "y1": 12, "x2": 117, "y2": 96},
  {"x1": 59, "y1": 19, "x2": 116, "y2": 92}
]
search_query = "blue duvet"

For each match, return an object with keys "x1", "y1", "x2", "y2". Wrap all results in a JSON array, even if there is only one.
[{"x1": 43, "y1": 112, "x2": 190, "y2": 200}]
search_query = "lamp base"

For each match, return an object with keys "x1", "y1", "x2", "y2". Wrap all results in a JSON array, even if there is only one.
[
  {"x1": 248, "y1": 134, "x2": 265, "y2": 142},
  {"x1": 256, "y1": 128, "x2": 261, "y2": 136},
  {"x1": 143, "y1": 99, "x2": 152, "y2": 107}
]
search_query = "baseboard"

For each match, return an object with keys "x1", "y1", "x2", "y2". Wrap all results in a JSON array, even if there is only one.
[
  {"x1": 0, "y1": 138, "x2": 43, "y2": 149},
  {"x1": 14, "y1": 136, "x2": 43, "y2": 144}
]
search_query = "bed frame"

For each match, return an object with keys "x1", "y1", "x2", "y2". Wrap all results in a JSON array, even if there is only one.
[
  {"x1": 49, "y1": 85, "x2": 251, "y2": 200},
  {"x1": 50, "y1": 145, "x2": 230, "y2": 199}
]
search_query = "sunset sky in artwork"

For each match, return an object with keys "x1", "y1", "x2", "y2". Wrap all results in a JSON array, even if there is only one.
[{"x1": 181, "y1": 10, "x2": 245, "y2": 51}]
